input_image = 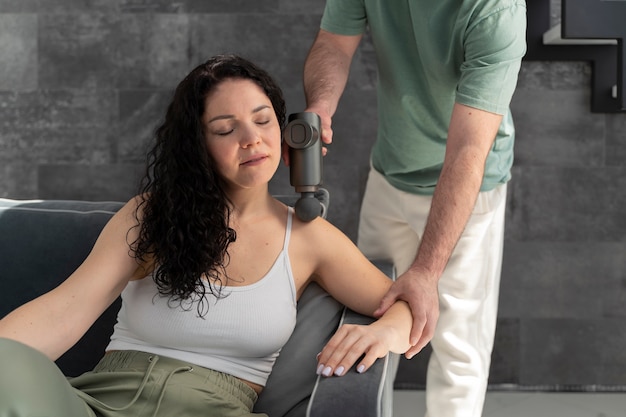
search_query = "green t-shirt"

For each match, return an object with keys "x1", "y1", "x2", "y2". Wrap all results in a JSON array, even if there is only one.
[{"x1": 321, "y1": 0, "x2": 527, "y2": 194}]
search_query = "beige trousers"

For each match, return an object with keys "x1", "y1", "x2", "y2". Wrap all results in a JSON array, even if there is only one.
[{"x1": 358, "y1": 167, "x2": 507, "y2": 417}]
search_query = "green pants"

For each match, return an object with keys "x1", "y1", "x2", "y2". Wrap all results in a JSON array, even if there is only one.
[{"x1": 0, "y1": 338, "x2": 267, "y2": 417}]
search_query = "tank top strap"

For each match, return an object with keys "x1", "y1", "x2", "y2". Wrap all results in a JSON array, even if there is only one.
[{"x1": 283, "y1": 207, "x2": 293, "y2": 252}]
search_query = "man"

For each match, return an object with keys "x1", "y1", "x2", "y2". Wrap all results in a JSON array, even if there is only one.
[{"x1": 302, "y1": 1, "x2": 526, "y2": 416}]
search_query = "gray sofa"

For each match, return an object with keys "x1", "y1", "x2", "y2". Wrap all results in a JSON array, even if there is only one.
[{"x1": 0, "y1": 197, "x2": 399, "y2": 417}]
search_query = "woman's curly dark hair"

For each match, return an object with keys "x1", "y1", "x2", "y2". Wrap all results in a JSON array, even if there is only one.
[{"x1": 131, "y1": 54, "x2": 286, "y2": 316}]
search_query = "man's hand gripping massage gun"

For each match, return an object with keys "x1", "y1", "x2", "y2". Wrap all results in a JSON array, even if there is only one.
[{"x1": 283, "y1": 112, "x2": 326, "y2": 222}]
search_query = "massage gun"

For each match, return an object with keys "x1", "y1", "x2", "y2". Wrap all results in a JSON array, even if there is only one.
[{"x1": 283, "y1": 112, "x2": 324, "y2": 222}]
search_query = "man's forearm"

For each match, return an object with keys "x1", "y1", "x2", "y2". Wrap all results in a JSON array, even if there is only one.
[
  {"x1": 408, "y1": 104, "x2": 503, "y2": 282},
  {"x1": 408, "y1": 151, "x2": 485, "y2": 283},
  {"x1": 303, "y1": 30, "x2": 359, "y2": 114}
]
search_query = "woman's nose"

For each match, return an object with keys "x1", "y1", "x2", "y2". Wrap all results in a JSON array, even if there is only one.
[{"x1": 240, "y1": 124, "x2": 262, "y2": 148}]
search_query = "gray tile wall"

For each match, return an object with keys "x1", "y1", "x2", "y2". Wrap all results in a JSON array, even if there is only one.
[{"x1": 1, "y1": 0, "x2": 625, "y2": 390}]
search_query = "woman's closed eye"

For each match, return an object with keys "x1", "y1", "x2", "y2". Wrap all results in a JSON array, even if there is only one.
[
  {"x1": 212, "y1": 121, "x2": 267, "y2": 136},
  {"x1": 209, "y1": 120, "x2": 235, "y2": 136},
  {"x1": 214, "y1": 128, "x2": 234, "y2": 136}
]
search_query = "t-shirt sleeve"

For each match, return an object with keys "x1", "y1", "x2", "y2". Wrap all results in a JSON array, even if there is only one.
[
  {"x1": 456, "y1": 2, "x2": 527, "y2": 115},
  {"x1": 320, "y1": 0, "x2": 368, "y2": 36}
]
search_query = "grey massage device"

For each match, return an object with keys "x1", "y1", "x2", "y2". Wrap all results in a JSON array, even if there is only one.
[{"x1": 283, "y1": 112, "x2": 324, "y2": 222}]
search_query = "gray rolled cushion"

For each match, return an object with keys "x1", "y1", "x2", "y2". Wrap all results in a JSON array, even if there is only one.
[{"x1": 254, "y1": 283, "x2": 344, "y2": 416}]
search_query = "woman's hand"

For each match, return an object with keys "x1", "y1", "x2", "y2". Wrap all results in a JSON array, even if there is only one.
[{"x1": 315, "y1": 311, "x2": 410, "y2": 377}]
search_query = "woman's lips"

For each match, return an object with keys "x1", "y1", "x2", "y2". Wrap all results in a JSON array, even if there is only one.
[{"x1": 241, "y1": 154, "x2": 268, "y2": 166}]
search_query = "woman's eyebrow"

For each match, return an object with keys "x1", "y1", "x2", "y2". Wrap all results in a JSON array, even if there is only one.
[
  {"x1": 252, "y1": 104, "x2": 271, "y2": 114},
  {"x1": 207, "y1": 105, "x2": 271, "y2": 124}
]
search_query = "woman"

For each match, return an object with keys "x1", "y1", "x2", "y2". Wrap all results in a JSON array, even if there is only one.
[{"x1": 0, "y1": 54, "x2": 412, "y2": 417}]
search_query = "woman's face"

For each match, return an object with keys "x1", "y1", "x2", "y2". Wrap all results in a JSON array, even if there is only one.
[{"x1": 203, "y1": 78, "x2": 282, "y2": 192}]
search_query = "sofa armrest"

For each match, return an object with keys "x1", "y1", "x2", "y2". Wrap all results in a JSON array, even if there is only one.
[{"x1": 306, "y1": 260, "x2": 398, "y2": 417}]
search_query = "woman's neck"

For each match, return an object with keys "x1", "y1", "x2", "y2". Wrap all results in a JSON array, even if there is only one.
[{"x1": 226, "y1": 186, "x2": 276, "y2": 221}]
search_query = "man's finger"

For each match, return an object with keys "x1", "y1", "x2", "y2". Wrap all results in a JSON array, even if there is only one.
[
  {"x1": 409, "y1": 320, "x2": 425, "y2": 348},
  {"x1": 409, "y1": 334, "x2": 431, "y2": 359},
  {"x1": 281, "y1": 142, "x2": 291, "y2": 166},
  {"x1": 405, "y1": 344, "x2": 422, "y2": 359},
  {"x1": 373, "y1": 292, "x2": 397, "y2": 318},
  {"x1": 321, "y1": 127, "x2": 333, "y2": 144},
  {"x1": 407, "y1": 316, "x2": 436, "y2": 358}
]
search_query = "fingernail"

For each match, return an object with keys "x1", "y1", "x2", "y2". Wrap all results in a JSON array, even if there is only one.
[
  {"x1": 334, "y1": 366, "x2": 345, "y2": 376},
  {"x1": 316, "y1": 364, "x2": 324, "y2": 375},
  {"x1": 322, "y1": 366, "x2": 332, "y2": 377},
  {"x1": 357, "y1": 364, "x2": 365, "y2": 373},
  {"x1": 316, "y1": 352, "x2": 321, "y2": 360}
]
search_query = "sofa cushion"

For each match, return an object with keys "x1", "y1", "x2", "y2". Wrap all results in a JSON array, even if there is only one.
[{"x1": 0, "y1": 199, "x2": 124, "y2": 376}]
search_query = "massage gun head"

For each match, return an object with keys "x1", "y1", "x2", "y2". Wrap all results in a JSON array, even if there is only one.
[
  {"x1": 283, "y1": 112, "x2": 324, "y2": 222},
  {"x1": 294, "y1": 192, "x2": 323, "y2": 222}
]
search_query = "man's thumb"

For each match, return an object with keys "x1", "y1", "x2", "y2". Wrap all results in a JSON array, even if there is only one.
[{"x1": 373, "y1": 293, "x2": 396, "y2": 318}]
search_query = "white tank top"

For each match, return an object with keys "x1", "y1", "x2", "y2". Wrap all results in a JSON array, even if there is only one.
[{"x1": 106, "y1": 208, "x2": 298, "y2": 386}]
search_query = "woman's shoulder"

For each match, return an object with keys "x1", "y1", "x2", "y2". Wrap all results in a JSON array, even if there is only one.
[
  {"x1": 290, "y1": 208, "x2": 333, "y2": 232},
  {"x1": 290, "y1": 209, "x2": 355, "y2": 253},
  {"x1": 114, "y1": 194, "x2": 148, "y2": 222}
]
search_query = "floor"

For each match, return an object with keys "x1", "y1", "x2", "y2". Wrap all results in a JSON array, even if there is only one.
[{"x1": 393, "y1": 390, "x2": 626, "y2": 417}]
